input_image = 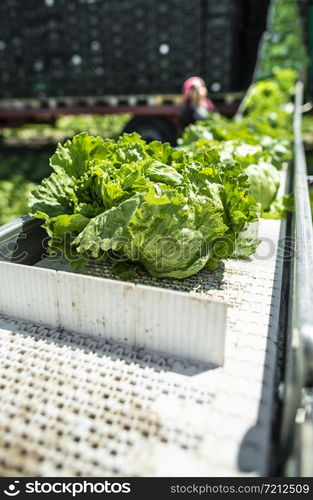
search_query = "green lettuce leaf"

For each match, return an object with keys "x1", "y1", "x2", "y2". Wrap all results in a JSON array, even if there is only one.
[
  {"x1": 245, "y1": 162, "x2": 280, "y2": 211},
  {"x1": 29, "y1": 132, "x2": 259, "y2": 278}
]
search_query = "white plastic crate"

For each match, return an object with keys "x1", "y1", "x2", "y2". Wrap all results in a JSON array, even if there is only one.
[{"x1": 0, "y1": 260, "x2": 227, "y2": 365}]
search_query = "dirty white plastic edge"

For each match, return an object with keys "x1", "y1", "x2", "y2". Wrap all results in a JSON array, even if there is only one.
[
  {"x1": 0, "y1": 261, "x2": 226, "y2": 365},
  {"x1": 0, "y1": 262, "x2": 59, "y2": 326}
]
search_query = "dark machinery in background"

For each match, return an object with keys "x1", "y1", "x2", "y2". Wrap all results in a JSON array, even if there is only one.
[{"x1": 0, "y1": 0, "x2": 270, "y2": 142}]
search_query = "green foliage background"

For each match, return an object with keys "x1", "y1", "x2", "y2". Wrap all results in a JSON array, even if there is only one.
[
  {"x1": 0, "y1": 115, "x2": 129, "y2": 225},
  {"x1": 254, "y1": 0, "x2": 308, "y2": 80}
]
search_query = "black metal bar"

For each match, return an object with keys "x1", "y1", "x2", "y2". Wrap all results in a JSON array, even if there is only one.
[{"x1": 0, "y1": 215, "x2": 47, "y2": 265}]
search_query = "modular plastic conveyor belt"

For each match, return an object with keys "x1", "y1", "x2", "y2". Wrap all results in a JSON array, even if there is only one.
[
  {"x1": 0, "y1": 84, "x2": 312, "y2": 477},
  {"x1": 0, "y1": 216, "x2": 286, "y2": 477}
]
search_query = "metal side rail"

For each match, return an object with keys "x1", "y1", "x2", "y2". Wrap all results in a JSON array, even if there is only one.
[
  {"x1": 280, "y1": 82, "x2": 313, "y2": 476},
  {"x1": 0, "y1": 216, "x2": 46, "y2": 265},
  {"x1": 293, "y1": 82, "x2": 313, "y2": 384}
]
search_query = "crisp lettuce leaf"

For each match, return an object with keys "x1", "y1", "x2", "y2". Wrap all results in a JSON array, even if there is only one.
[
  {"x1": 50, "y1": 133, "x2": 112, "y2": 179},
  {"x1": 44, "y1": 213, "x2": 90, "y2": 238},
  {"x1": 262, "y1": 193, "x2": 294, "y2": 219},
  {"x1": 29, "y1": 132, "x2": 258, "y2": 278},
  {"x1": 74, "y1": 190, "x2": 228, "y2": 278},
  {"x1": 245, "y1": 162, "x2": 280, "y2": 212},
  {"x1": 178, "y1": 71, "x2": 294, "y2": 221},
  {"x1": 29, "y1": 172, "x2": 75, "y2": 219}
]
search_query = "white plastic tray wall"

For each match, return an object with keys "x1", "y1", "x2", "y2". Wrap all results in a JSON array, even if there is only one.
[{"x1": 0, "y1": 263, "x2": 226, "y2": 365}]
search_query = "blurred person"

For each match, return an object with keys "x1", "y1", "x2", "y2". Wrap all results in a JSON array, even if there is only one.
[{"x1": 180, "y1": 76, "x2": 216, "y2": 132}]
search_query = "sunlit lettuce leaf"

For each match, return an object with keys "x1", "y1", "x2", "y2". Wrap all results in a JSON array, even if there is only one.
[
  {"x1": 29, "y1": 172, "x2": 75, "y2": 218},
  {"x1": 74, "y1": 191, "x2": 228, "y2": 278},
  {"x1": 246, "y1": 162, "x2": 280, "y2": 211},
  {"x1": 29, "y1": 131, "x2": 259, "y2": 278}
]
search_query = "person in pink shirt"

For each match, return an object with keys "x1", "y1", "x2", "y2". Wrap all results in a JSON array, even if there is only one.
[{"x1": 180, "y1": 76, "x2": 216, "y2": 132}]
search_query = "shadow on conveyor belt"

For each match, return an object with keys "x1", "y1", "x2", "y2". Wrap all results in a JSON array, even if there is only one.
[
  {"x1": 0, "y1": 313, "x2": 217, "y2": 378},
  {"x1": 236, "y1": 214, "x2": 291, "y2": 476}
]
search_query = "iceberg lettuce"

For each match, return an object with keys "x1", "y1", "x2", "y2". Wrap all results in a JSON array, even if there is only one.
[{"x1": 29, "y1": 132, "x2": 258, "y2": 277}]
